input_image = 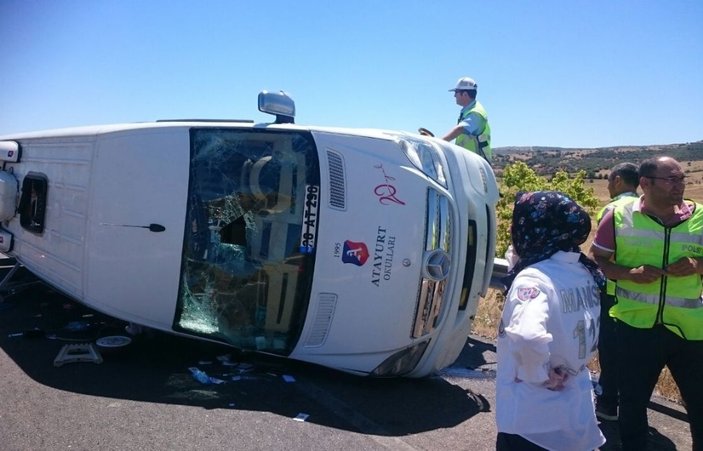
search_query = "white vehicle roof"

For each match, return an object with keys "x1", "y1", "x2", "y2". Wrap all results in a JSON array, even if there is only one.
[{"x1": 0, "y1": 120, "x2": 412, "y2": 144}]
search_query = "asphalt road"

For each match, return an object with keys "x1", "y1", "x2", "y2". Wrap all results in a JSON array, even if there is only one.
[{"x1": 0, "y1": 263, "x2": 693, "y2": 450}]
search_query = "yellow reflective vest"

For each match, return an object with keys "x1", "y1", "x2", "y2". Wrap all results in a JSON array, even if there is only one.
[
  {"x1": 455, "y1": 100, "x2": 492, "y2": 162},
  {"x1": 596, "y1": 192, "x2": 639, "y2": 296},
  {"x1": 612, "y1": 199, "x2": 703, "y2": 340}
]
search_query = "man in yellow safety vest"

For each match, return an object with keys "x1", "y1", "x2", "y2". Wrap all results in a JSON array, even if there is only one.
[
  {"x1": 441, "y1": 77, "x2": 492, "y2": 163},
  {"x1": 591, "y1": 156, "x2": 703, "y2": 450},
  {"x1": 594, "y1": 162, "x2": 640, "y2": 422}
]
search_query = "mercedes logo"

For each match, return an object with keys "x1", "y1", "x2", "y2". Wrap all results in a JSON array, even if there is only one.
[{"x1": 422, "y1": 249, "x2": 451, "y2": 281}]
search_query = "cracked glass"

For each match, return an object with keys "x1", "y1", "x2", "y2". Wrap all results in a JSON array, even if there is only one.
[{"x1": 175, "y1": 128, "x2": 320, "y2": 355}]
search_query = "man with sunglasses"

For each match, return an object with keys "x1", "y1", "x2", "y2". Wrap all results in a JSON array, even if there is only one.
[{"x1": 590, "y1": 156, "x2": 703, "y2": 450}]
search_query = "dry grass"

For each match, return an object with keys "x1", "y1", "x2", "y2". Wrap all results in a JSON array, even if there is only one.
[{"x1": 471, "y1": 177, "x2": 703, "y2": 404}]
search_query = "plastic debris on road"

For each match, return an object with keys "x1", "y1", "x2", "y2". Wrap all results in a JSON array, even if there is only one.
[
  {"x1": 54, "y1": 343, "x2": 104, "y2": 367},
  {"x1": 188, "y1": 366, "x2": 228, "y2": 384},
  {"x1": 439, "y1": 366, "x2": 496, "y2": 379}
]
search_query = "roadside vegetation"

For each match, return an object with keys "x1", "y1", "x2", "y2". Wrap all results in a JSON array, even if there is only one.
[
  {"x1": 492, "y1": 140, "x2": 703, "y2": 181},
  {"x1": 494, "y1": 161, "x2": 599, "y2": 257}
]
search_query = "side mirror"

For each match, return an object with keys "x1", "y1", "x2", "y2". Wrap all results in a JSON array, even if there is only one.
[
  {"x1": 258, "y1": 90, "x2": 295, "y2": 124},
  {"x1": 489, "y1": 257, "x2": 509, "y2": 291}
]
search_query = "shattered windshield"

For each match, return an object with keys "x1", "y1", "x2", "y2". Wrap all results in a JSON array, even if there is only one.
[{"x1": 175, "y1": 128, "x2": 320, "y2": 355}]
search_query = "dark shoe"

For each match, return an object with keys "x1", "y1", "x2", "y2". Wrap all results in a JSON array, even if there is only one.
[{"x1": 595, "y1": 398, "x2": 618, "y2": 421}]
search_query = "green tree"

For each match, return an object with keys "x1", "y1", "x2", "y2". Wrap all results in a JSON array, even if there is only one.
[{"x1": 496, "y1": 162, "x2": 599, "y2": 256}]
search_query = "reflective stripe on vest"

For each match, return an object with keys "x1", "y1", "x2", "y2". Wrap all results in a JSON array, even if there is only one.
[
  {"x1": 616, "y1": 227, "x2": 703, "y2": 245},
  {"x1": 615, "y1": 286, "x2": 703, "y2": 309}
]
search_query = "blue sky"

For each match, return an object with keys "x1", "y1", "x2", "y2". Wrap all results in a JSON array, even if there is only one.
[{"x1": 1, "y1": 0, "x2": 701, "y2": 148}]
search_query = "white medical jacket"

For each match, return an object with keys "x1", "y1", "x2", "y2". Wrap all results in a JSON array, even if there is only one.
[{"x1": 496, "y1": 251, "x2": 605, "y2": 451}]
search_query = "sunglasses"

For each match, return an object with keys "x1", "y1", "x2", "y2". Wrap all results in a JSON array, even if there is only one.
[{"x1": 645, "y1": 175, "x2": 686, "y2": 185}]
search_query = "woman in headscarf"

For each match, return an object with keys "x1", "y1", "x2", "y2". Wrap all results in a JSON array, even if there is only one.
[{"x1": 496, "y1": 191, "x2": 606, "y2": 451}]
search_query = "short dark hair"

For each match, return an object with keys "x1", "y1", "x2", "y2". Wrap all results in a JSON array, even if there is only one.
[
  {"x1": 610, "y1": 162, "x2": 639, "y2": 188},
  {"x1": 458, "y1": 89, "x2": 477, "y2": 99},
  {"x1": 639, "y1": 157, "x2": 662, "y2": 178}
]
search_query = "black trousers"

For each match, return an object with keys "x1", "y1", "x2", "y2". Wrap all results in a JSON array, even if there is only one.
[
  {"x1": 616, "y1": 322, "x2": 703, "y2": 451},
  {"x1": 496, "y1": 432, "x2": 547, "y2": 451},
  {"x1": 597, "y1": 293, "x2": 618, "y2": 405}
]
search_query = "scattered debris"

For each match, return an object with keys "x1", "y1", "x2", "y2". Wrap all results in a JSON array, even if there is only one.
[
  {"x1": 124, "y1": 322, "x2": 144, "y2": 336},
  {"x1": 95, "y1": 335, "x2": 132, "y2": 350},
  {"x1": 64, "y1": 320, "x2": 91, "y2": 331},
  {"x1": 7, "y1": 328, "x2": 44, "y2": 338},
  {"x1": 188, "y1": 367, "x2": 228, "y2": 384},
  {"x1": 439, "y1": 366, "x2": 496, "y2": 379},
  {"x1": 0, "y1": 280, "x2": 44, "y2": 298},
  {"x1": 230, "y1": 374, "x2": 259, "y2": 382},
  {"x1": 54, "y1": 343, "x2": 103, "y2": 367},
  {"x1": 189, "y1": 367, "x2": 212, "y2": 384}
]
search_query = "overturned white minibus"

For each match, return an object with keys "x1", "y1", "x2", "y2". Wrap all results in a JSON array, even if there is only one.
[{"x1": 0, "y1": 91, "x2": 498, "y2": 377}]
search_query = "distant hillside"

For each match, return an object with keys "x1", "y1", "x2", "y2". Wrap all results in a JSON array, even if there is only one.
[{"x1": 492, "y1": 140, "x2": 703, "y2": 178}]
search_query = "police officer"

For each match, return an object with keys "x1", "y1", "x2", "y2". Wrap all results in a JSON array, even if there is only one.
[
  {"x1": 441, "y1": 77, "x2": 492, "y2": 163},
  {"x1": 591, "y1": 156, "x2": 703, "y2": 450},
  {"x1": 594, "y1": 162, "x2": 640, "y2": 421}
]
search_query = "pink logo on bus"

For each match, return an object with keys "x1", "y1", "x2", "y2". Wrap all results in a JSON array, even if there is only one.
[{"x1": 373, "y1": 164, "x2": 405, "y2": 206}]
